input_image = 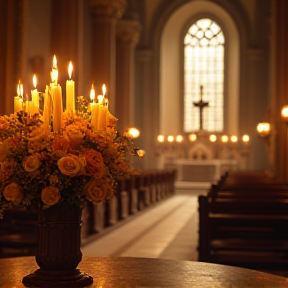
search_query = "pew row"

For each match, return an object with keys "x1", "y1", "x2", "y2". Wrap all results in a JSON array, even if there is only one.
[{"x1": 198, "y1": 171, "x2": 288, "y2": 271}]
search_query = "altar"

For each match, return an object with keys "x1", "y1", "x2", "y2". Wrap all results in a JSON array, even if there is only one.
[{"x1": 168, "y1": 159, "x2": 238, "y2": 190}]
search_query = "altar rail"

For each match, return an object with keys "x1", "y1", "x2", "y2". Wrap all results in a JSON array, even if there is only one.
[
  {"x1": 198, "y1": 171, "x2": 288, "y2": 272},
  {"x1": 0, "y1": 169, "x2": 176, "y2": 258}
]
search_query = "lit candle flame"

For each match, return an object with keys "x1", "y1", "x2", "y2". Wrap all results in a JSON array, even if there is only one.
[
  {"x1": 51, "y1": 55, "x2": 58, "y2": 84},
  {"x1": 33, "y1": 75, "x2": 37, "y2": 89},
  {"x1": 17, "y1": 83, "x2": 23, "y2": 97},
  {"x1": 68, "y1": 61, "x2": 73, "y2": 80},
  {"x1": 102, "y1": 84, "x2": 106, "y2": 96},
  {"x1": 90, "y1": 84, "x2": 95, "y2": 102}
]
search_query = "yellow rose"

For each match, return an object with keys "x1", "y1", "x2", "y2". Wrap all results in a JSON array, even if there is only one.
[
  {"x1": 3, "y1": 182, "x2": 23, "y2": 205},
  {"x1": 84, "y1": 179, "x2": 112, "y2": 204},
  {"x1": 23, "y1": 155, "x2": 41, "y2": 172},
  {"x1": 0, "y1": 141, "x2": 9, "y2": 162},
  {"x1": 65, "y1": 124, "x2": 84, "y2": 148},
  {"x1": 57, "y1": 155, "x2": 82, "y2": 176},
  {"x1": 41, "y1": 186, "x2": 61, "y2": 206}
]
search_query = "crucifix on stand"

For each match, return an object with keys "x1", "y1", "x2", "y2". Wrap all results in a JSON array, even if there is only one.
[{"x1": 193, "y1": 85, "x2": 209, "y2": 131}]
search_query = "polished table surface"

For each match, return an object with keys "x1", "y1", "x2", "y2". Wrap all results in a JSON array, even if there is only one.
[{"x1": 0, "y1": 256, "x2": 288, "y2": 288}]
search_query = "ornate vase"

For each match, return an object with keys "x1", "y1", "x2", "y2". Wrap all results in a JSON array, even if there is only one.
[{"x1": 22, "y1": 203, "x2": 93, "y2": 287}]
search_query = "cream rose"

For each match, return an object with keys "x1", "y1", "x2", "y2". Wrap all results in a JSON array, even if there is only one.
[
  {"x1": 23, "y1": 155, "x2": 41, "y2": 172},
  {"x1": 0, "y1": 141, "x2": 9, "y2": 162},
  {"x1": 57, "y1": 155, "x2": 82, "y2": 176},
  {"x1": 3, "y1": 182, "x2": 23, "y2": 205},
  {"x1": 41, "y1": 186, "x2": 61, "y2": 206},
  {"x1": 65, "y1": 124, "x2": 84, "y2": 148},
  {"x1": 84, "y1": 179, "x2": 111, "y2": 204}
]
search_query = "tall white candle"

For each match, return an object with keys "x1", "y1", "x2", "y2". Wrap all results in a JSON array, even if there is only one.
[
  {"x1": 66, "y1": 61, "x2": 75, "y2": 112},
  {"x1": 14, "y1": 83, "x2": 23, "y2": 113},
  {"x1": 31, "y1": 75, "x2": 39, "y2": 113},
  {"x1": 43, "y1": 85, "x2": 52, "y2": 132},
  {"x1": 50, "y1": 56, "x2": 63, "y2": 134},
  {"x1": 97, "y1": 85, "x2": 107, "y2": 131},
  {"x1": 51, "y1": 84, "x2": 63, "y2": 134},
  {"x1": 90, "y1": 85, "x2": 99, "y2": 130}
]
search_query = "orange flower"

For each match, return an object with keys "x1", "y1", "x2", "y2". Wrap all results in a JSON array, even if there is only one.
[
  {"x1": 3, "y1": 182, "x2": 23, "y2": 205},
  {"x1": 84, "y1": 179, "x2": 112, "y2": 204},
  {"x1": 57, "y1": 155, "x2": 84, "y2": 177},
  {"x1": 84, "y1": 149, "x2": 104, "y2": 177},
  {"x1": 41, "y1": 186, "x2": 61, "y2": 206},
  {"x1": 23, "y1": 155, "x2": 41, "y2": 172}
]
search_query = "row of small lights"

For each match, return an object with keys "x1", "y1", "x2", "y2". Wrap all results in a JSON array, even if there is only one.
[{"x1": 157, "y1": 134, "x2": 250, "y2": 143}]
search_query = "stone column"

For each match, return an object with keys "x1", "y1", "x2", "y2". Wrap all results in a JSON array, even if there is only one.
[
  {"x1": 115, "y1": 19, "x2": 141, "y2": 132},
  {"x1": 89, "y1": 0, "x2": 127, "y2": 113}
]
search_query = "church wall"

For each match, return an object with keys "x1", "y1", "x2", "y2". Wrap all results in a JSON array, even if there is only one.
[{"x1": 134, "y1": 0, "x2": 272, "y2": 171}]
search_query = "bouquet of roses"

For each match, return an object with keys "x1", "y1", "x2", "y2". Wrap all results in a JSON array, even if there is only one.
[{"x1": 0, "y1": 96, "x2": 142, "y2": 218}]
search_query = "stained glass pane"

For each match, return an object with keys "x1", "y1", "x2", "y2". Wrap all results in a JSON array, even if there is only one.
[{"x1": 184, "y1": 18, "x2": 225, "y2": 132}]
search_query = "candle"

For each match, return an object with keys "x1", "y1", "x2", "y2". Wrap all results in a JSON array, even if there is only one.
[
  {"x1": 50, "y1": 56, "x2": 63, "y2": 134},
  {"x1": 90, "y1": 84, "x2": 99, "y2": 130},
  {"x1": 31, "y1": 75, "x2": 39, "y2": 113},
  {"x1": 43, "y1": 85, "x2": 52, "y2": 132},
  {"x1": 14, "y1": 83, "x2": 23, "y2": 113},
  {"x1": 97, "y1": 84, "x2": 108, "y2": 131},
  {"x1": 66, "y1": 61, "x2": 75, "y2": 112}
]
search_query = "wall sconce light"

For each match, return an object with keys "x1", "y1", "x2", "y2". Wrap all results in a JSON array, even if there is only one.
[
  {"x1": 209, "y1": 134, "x2": 217, "y2": 142},
  {"x1": 157, "y1": 135, "x2": 165, "y2": 143},
  {"x1": 256, "y1": 122, "x2": 270, "y2": 137},
  {"x1": 176, "y1": 135, "x2": 183, "y2": 143},
  {"x1": 221, "y1": 135, "x2": 229, "y2": 143},
  {"x1": 125, "y1": 127, "x2": 140, "y2": 138},
  {"x1": 188, "y1": 133, "x2": 197, "y2": 142},
  {"x1": 281, "y1": 105, "x2": 288, "y2": 123},
  {"x1": 231, "y1": 135, "x2": 238, "y2": 143},
  {"x1": 167, "y1": 135, "x2": 174, "y2": 142},
  {"x1": 242, "y1": 135, "x2": 250, "y2": 142}
]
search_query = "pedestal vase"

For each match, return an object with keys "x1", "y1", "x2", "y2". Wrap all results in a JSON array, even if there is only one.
[{"x1": 22, "y1": 203, "x2": 93, "y2": 287}]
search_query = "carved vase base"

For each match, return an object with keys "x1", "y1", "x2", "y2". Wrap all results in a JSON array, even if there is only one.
[{"x1": 22, "y1": 268, "x2": 93, "y2": 287}]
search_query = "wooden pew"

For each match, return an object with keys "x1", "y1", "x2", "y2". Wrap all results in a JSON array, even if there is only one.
[
  {"x1": 199, "y1": 171, "x2": 288, "y2": 271},
  {"x1": 198, "y1": 195, "x2": 288, "y2": 270},
  {"x1": 0, "y1": 210, "x2": 37, "y2": 258}
]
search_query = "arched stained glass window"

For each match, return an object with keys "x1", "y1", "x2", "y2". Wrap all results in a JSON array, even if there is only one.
[{"x1": 184, "y1": 18, "x2": 225, "y2": 132}]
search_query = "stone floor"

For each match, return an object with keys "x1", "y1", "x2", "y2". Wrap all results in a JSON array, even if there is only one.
[{"x1": 81, "y1": 191, "x2": 201, "y2": 261}]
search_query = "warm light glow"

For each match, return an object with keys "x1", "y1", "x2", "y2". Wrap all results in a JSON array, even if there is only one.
[
  {"x1": 231, "y1": 135, "x2": 238, "y2": 143},
  {"x1": 188, "y1": 133, "x2": 197, "y2": 142},
  {"x1": 51, "y1": 55, "x2": 58, "y2": 84},
  {"x1": 242, "y1": 135, "x2": 249, "y2": 142},
  {"x1": 126, "y1": 127, "x2": 140, "y2": 138},
  {"x1": 33, "y1": 75, "x2": 37, "y2": 89},
  {"x1": 102, "y1": 84, "x2": 106, "y2": 96},
  {"x1": 167, "y1": 135, "x2": 174, "y2": 142},
  {"x1": 257, "y1": 122, "x2": 270, "y2": 137},
  {"x1": 98, "y1": 95, "x2": 104, "y2": 104},
  {"x1": 281, "y1": 105, "x2": 288, "y2": 122},
  {"x1": 209, "y1": 134, "x2": 217, "y2": 142},
  {"x1": 90, "y1": 84, "x2": 95, "y2": 102},
  {"x1": 157, "y1": 135, "x2": 165, "y2": 142},
  {"x1": 137, "y1": 149, "x2": 146, "y2": 158},
  {"x1": 17, "y1": 83, "x2": 23, "y2": 97},
  {"x1": 176, "y1": 135, "x2": 183, "y2": 143},
  {"x1": 221, "y1": 135, "x2": 228, "y2": 143},
  {"x1": 68, "y1": 61, "x2": 73, "y2": 80}
]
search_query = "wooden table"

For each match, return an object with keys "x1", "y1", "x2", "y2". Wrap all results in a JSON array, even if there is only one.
[{"x1": 0, "y1": 256, "x2": 288, "y2": 287}]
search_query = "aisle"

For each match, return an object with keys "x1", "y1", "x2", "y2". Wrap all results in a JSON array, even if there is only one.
[{"x1": 81, "y1": 194, "x2": 199, "y2": 261}]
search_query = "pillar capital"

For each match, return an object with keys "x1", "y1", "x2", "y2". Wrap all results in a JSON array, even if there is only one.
[
  {"x1": 89, "y1": 0, "x2": 127, "y2": 20},
  {"x1": 116, "y1": 19, "x2": 141, "y2": 47}
]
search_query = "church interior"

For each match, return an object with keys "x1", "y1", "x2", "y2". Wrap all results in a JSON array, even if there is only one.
[{"x1": 1, "y1": 0, "x2": 288, "y2": 285}]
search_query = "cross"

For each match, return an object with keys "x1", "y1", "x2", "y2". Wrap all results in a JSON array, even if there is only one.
[{"x1": 193, "y1": 85, "x2": 209, "y2": 130}]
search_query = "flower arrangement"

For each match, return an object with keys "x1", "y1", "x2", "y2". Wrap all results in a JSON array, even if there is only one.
[{"x1": 0, "y1": 96, "x2": 142, "y2": 218}]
